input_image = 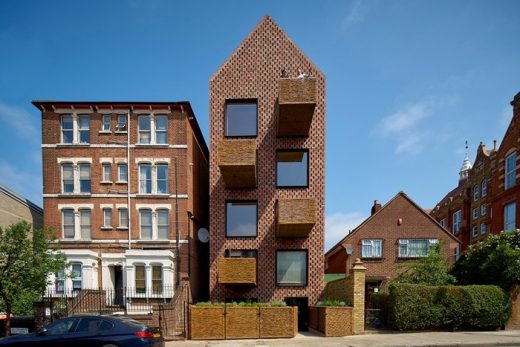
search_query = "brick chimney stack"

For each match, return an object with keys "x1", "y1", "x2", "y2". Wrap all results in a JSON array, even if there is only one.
[
  {"x1": 371, "y1": 200, "x2": 382, "y2": 215},
  {"x1": 511, "y1": 91, "x2": 520, "y2": 118}
]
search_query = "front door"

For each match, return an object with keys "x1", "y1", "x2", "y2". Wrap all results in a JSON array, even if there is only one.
[
  {"x1": 285, "y1": 297, "x2": 308, "y2": 331},
  {"x1": 114, "y1": 266, "x2": 123, "y2": 306}
]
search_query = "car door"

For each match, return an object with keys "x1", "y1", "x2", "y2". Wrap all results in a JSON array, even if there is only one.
[
  {"x1": 63, "y1": 317, "x2": 105, "y2": 347},
  {"x1": 33, "y1": 317, "x2": 79, "y2": 347}
]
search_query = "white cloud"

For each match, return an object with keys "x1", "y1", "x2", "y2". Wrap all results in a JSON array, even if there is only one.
[
  {"x1": 340, "y1": 0, "x2": 367, "y2": 32},
  {"x1": 377, "y1": 103, "x2": 431, "y2": 135},
  {"x1": 0, "y1": 101, "x2": 38, "y2": 140},
  {"x1": 325, "y1": 211, "x2": 367, "y2": 252},
  {"x1": 0, "y1": 161, "x2": 42, "y2": 206}
]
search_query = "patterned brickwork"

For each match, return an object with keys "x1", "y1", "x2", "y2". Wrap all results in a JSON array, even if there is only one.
[{"x1": 209, "y1": 16, "x2": 325, "y2": 304}]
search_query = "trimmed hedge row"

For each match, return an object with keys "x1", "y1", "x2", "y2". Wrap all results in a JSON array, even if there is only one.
[{"x1": 388, "y1": 283, "x2": 511, "y2": 330}]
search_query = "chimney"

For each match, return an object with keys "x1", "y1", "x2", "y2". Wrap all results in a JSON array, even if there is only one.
[
  {"x1": 511, "y1": 91, "x2": 520, "y2": 118},
  {"x1": 371, "y1": 200, "x2": 382, "y2": 215}
]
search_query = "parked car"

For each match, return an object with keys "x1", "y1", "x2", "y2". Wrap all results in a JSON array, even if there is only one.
[{"x1": 0, "y1": 315, "x2": 164, "y2": 347}]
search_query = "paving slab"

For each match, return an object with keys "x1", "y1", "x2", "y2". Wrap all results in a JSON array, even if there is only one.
[{"x1": 166, "y1": 330, "x2": 520, "y2": 347}]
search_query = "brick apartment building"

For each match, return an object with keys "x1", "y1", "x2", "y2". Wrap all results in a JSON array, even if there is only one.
[
  {"x1": 34, "y1": 101, "x2": 209, "y2": 302},
  {"x1": 325, "y1": 192, "x2": 460, "y2": 293},
  {"x1": 208, "y1": 15, "x2": 325, "y2": 326}
]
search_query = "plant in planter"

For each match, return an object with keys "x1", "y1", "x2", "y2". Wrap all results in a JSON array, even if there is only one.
[{"x1": 310, "y1": 300, "x2": 353, "y2": 337}]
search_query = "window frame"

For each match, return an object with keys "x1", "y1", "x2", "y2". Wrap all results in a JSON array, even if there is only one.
[
  {"x1": 118, "y1": 208, "x2": 128, "y2": 229},
  {"x1": 481, "y1": 204, "x2": 487, "y2": 216},
  {"x1": 135, "y1": 264, "x2": 146, "y2": 294},
  {"x1": 452, "y1": 210, "x2": 462, "y2": 234},
  {"x1": 152, "y1": 265, "x2": 163, "y2": 294},
  {"x1": 275, "y1": 249, "x2": 308, "y2": 287},
  {"x1": 156, "y1": 164, "x2": 169, "y2": 194},
  {"x1": 102, "y1": 163, "x2": 112, "y2": 182},
  {"x1": 225, "y1": 200, "x2": 258, "y2": 238},
  {"x1": 473, "y1": 208, "x2": 479, "y2": 220},
  {"x1": 154, "y1": 115, "x2": 168, "y2": 144},
  {"x1": 61, "y1": 115, "x2": 74, "y2": 144},
  {"x1": 117, "y1": 164, "x2": 128, "y2": 183},
  {"x1": 505, "y1": 152, "x2": 516, "y2": 190},
  {"x1": 138, "y1": 115, "x2": 152, "y2": 144},
  {"x1": 157, "y1": 209, "x2": 169, "y2": 240},
  {"x1": 71, "y1": 262, "x2": 82, "y2": 291},
  {"x1": 398, "y1": 239, "x2": 438, "y2": 258},
  {"x1": 62, "y1": 163, "x2": 74, "y2": 193},
  {"x1": 79, "y1": 209, "x2": 91, "y2": 240},
  {"x1": 480, "y1": 223, "x2": 487, "y2": 235},
  {"x1": 504, "y1": 201, "x2": 516, "y2": 232},
  {"x1": 473, "y1": 185, "x2": 479, "y2": 201},
  {"x1": 79, "y1": 163, "x2": 91, "y2": 193},
  {"x1": 481, "y1": 179, "x2": 487, "y2": 197},
  {"x1": 103, "y1": 208, "x2": 112, "y2": 229},
  {"x1": 116, "y1": 114, "x2": 127, "y2": 132},
  {"x1": 276, "y1": 149, "x2": 309, "y2": 188},
  {"x1": 138, "y1": 164, "x2": 152, "y2": 194},
  {"x1": 101, "y1": 114, "x2": 111, "y2": 132},
  {"x1": 62, "y1": 209, "x2": 75, "y2": 239},
  {"x1": 361, "y1": 239, "x2": 383, "y2": 259},
  {"x1": 78, "y1": 115, "x2": 90, "y2": 144},
  {"x1": 139, "y1": 209, "x2": 153, "y2": 240},
  {"x1": 224, "y1": 99, "x2": 258, "y2": 138},
  {"x1": 472, "y1": 225, "x2": 478, "y2": 237}
]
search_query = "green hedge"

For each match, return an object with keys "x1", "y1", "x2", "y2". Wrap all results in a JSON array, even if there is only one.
[{"x1": 388, "y1": 283, "x2": 511, "y2": 330}]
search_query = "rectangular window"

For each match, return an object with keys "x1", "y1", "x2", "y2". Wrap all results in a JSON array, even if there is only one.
[
  {"x1": 62, "y1": 164, "x2": 74, "y2": 193},
  {"x1": 504, "y1": 202, "x2": 516, "y2": 232},
  {"x1": 157, "y1": 209, "x2": 169, "y2": 239},
  {"x1": 118, "y1": 164, "x2": 128, "y2": 182},
  {"x1": 103, "y1": 208, "x2": 112, "y2": 228},
  {"x1": 116, "y1": 114, "x2": 127, "y2": 131},
  {"x1": 473, "y1": 185, "x2": 479, "y2": 201},
  {"x1": 225, "y1": 249, "x2": 258, "y2": 258},
  {"x1": 102, "y1": 163, "x2": 112, "y2": 182},
  {"x1": 55, "y1": 269, "x2": 65, "y2": 294},
  {"x1": 226, "y1": 201, "x2": 257, "y2": 237},
  {"x1": 439, "y1": 218, "x2": 447, "y2": 228},
  {"x1": 139, "y1": 164, "x2": 152, "y2": 193},
  {"x1": 276, "y1": 250, "x2": 307, "y2": 286},
  {"x1": 452, "y1": 210, "x2": 462, "y2": 234},
  {"x1": 78, "y1": 115, "x2": 90, "y2": 143},
  {"x1": 482, "y1": 179, "x2": 487, "y2": 197},
  {"x1": 480, "y1": 223, "x2": 487, "y2": 235},
  {"x1": 481, "y1": 204, "x2": 487, "y2": 216},
  {"x1": 225, "y1": 101, "x2": 257, "y2": 137},
  {"x1": 102, "y1": 115, "x2": 111, "y2": 131},
  {"x1": 140, "y1": 209, "x2": 152, "y2": 240},
  {"x1": 505, "y1": 152, "x2": 516, "y2": 189},
  {"x1": 63, "y1": 209, "x2": 75, "y2": 239},
  {"x1": 79, "y1": 164, "x2": 91, "y2": 193},
  {"x1": 276, "y1": 150, "x2": 308, "y2": 187},
  {"x1": 156, "y1": 164, "x2": 169, "y2": 194},
  {"x1": 138, "y1": 115, "x2": 151, "y2": 144},
  {"x1": 398, "y1": 239, "x2": 438, "y2": 258},
  {"x1": 79, "y1": 209, "x2": 91, "y2": 239},
  {"x1": 61, "y1": 115, "x2": 74, "y2": 143},
  {"x1": 118, "y1": 208, "x2": 128, "y2": 228},
  {"x1": 152, "y1": 266, "x2": 162, "y2": 294},
  {"x1": 361, "y1": 239, "x2": 382, "y2": 258},
  {"x1": 135, "y1": 265, "x2": 146, "y2": 294},
  {"x1": 473, "y1": 208, "x2": 479, "y2": 220},
  {"x1": 155, "y1": 115, "x2": 168, "y2": 144},
  {"x1": 71, "y1": 263, "x2": 82, "y2": 291},
  {"x1": 472, "y1": 225, "x2": 478, "y2": 237}
]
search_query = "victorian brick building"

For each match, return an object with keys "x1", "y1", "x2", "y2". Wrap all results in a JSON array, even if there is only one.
[
  {"x1": 208, "y1": 15, "x2": 325, "y2": 325},
  {"x1": 34, "y1": 101, "x2": 208, "y2": 301},
  {"x1": 326, "y1": 192, "x2": 460, "y2": 292}
]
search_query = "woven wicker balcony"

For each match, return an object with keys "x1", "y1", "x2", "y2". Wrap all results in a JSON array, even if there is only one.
[
  {"x1": 277, "y1": 77, "x2": 317, "y2": 137},
  {"x1": 218, "y1": 257, "x2": 257, "y2": 285},
  {"x1": 217, "y1": 139, "x2": 256, "y2": 188},
  {"x1": 277, "y1": 198, "x2": 316, "y2": 238}
]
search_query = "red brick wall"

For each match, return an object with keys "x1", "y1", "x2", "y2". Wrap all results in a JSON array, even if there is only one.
[
  {"x1": 209, "y1": 16, "x2": 325, "y2": 304},
  {"x1": 326, "y1": 193, "x2": 459, "y2": 279}
]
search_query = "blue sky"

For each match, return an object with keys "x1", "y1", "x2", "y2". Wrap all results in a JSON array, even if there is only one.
[{"x1": 0, "y1": 0, "x2": 519, "y2": 250}]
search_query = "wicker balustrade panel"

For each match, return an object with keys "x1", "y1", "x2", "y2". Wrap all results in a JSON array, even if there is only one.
[
  {"x1": 225, "y1": 307, "x2": 260, "y2": 339},
  {"x1": 218, "y1": 139, "x2": 256, "y2": 188},
  {"x1": 319, "y1": 307, "x2": 353, "y2": 337},
  {"x1": 259, "y1": 306, "x2": 297, "y2": 338},
  {"x1": 277, "y1": 199, "x2": 316, "y2": 237},
  {"x1": 278, "y1": 78, "x2": 317, "y2": 104},
  {"x1": 277, "y1": 78, "x2": 316, "y2": 137},
  {"x1": 218, "y1": 258, "x2": 257, "y2": 285},
  {"x1": 190, "y1": 306, "x2": 225, "y2": 340}
]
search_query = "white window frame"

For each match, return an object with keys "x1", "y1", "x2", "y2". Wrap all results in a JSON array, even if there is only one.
[
  {"x1": 473, "y1": 185, "x2": 479, "y2": 201},
  {"x1": 102, "y1": 163, "x2": 112, "y2": 183},
  {"x1": 472, "y1": 225, "x2": 478, "y2": 237},
  {"x1": 116, "y1": 114, "x2": 127, "y2": 132},
  {"x1": 452, "y1": 210, "x2": 462, "y2": 234},
  {"x1": 78, "y1": 115, "x2": 90, "y2": 144},
  {"x1": 59, "y1": 204, "x2": 93, "y2": 240},
  {"x1": 398, "y1": 239, "x2": 438, "y2": 258},
  {"x1": 118, "y1": 207, "x2": 128, "y2": 229},
  {"x1": 135, "y1": 264, "x2": 146, "y2": 294},
  {"x1": 71, "y1": 262, "x2": 82, "y2": 291},
  {"x1": 60, "y1": 114, "x2": 91, "y2": 145},
  {"x1": 59, "y1": 159, "x2": 93, "y2": 194},
  {"x1": 361, "y1": 239, "x2": 382, "y2": 258},
  {"x1": 102, "y1": 208, "x2": 112, "y2": 229},
  {"x1": 152, "y1": 265, "x2": 163, "y2": 294},
  {"x1": 101, "y1": 114, "x2": 111, "y2": 132},
  {"x1": 505, "y1": 152, "x2": 516, "y2": 189},
  {"x1": 155, "y1": 115, "x2": 168, "y2": 144},
  {"x1": 480, "y1": 223, "x2": 487, "y2": 235},
  {"x1": 117, "y1": 164, "x2": 128, "y2": 183},
  {"x1": 481, "y1": 204, "x2": 487, "y2": 216},
  {"x1": 136, "y1": 204, "x2": 171, "y2": 240},
  {"x1": 137, "y1": 114, "x2": 168, "y2": 145},
  {"x1": 473, "y1": 208, "x2": 479, "y2": 220},
  {"x1": 481, "y1": 179, "x2": 487, "y2": 197},
  {"x1": 138, "y1": 162, "x2": 169, "y2": 195},
  {"x1": 504, "y1": 201, "x2": 516, "y2": 232},
  {"x1": 61, "y1": 115, "x2": 74, "y2": 144}
]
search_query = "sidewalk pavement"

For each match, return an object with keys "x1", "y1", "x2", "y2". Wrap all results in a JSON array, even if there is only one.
[{"x1": 166, "y1": 330, "x2": 520, "y2": 347}]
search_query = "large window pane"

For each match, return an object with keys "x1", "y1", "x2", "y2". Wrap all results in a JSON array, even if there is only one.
[
  {"x1": 78, "y1": 115, "x2": 90, "y2": 143},
  {"x1": 276, "y1": 251, "x2": 307, "y2": 286},
  {"x1": 226, "y1": 202, "x2": 257, "y2": 237},
  {"x1": 79, "y1": 164, "x2": 91, "y2": 193},
  {"x1": 505, "y1": 152, "x2": 516, "y2": 189},
  {"x1": 140, "y1": 210, "x2": 152, "y2": 240},
  {"x1": 225, "y1": 102, "x2": 257, "y2": 137},
  {"x1": 139, "y1": 165, "x2": 152, "y2": 193},
  {"x1": 119, "y1": 208, "x2": 128, "y2": 228},
  {"x1": 138, "y1": 116, "x2": 151, "y2": 144},
  {"x1": 118, "y1": 164, "x2": 128, "y2": 182},
  {"x1": 63, "y1": 209, "x2": 75, "y2": 238},
  {"x1": 361, "y1": 240, "x2": 382, "y2": 258},
  {"x1": 398, "y1": 239, "x2": 437, "y2": 258},
  {"x1": 103, "y1": 208, "x2": 112, "y2": 228},
  {"x1": 80, "y1": 210, "x2": 91, "y2": 239},
  {"x1": 157, "y1": 209, "x2": 169, "y2": 239},
  {"x1": 135, "y1": 265, "x2": 146, "y2": 294},
  {"x1": 155, "y1": 115, "x2": 168, "y2": 144},
  {"x1": 102, "y1": 115, "x2": 111, "y2": 131},
  {"x1": 504, "y1": 202, "x2": 516, "y2": 232},
  {"x1": 102, "y1": 164, "x2": 112, "y2": 181},
  {"x1": 152, "y1": 266, "x2": 162, "y2": 294},
  {"x1": 71, "y1": 263, "x2": 82, "y2": 291},
  {"x1": 61, "y1": 115, "x2": 73, "y2": 143},
  {"x1": 117, "y1": 114, "x2": 127, "y2": 131},
  {"x1": 62, "y1": 164, "x2": 74, "y2": 193},
  {"x1": 156, "y1": 164, "x2": 168, "y2": 194},
  {"x1": 277, "y1": 151, "x2": 308, "y2": 187}
]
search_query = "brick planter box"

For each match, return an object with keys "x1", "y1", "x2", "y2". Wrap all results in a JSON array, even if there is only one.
[
  {"x1": 225, "y1": 307, "x2": 259, "y2": 339},
  {"x1": 310, "y1": 306, "x2": 353, "y2": 337},
  {"x1": 189, "y1": 306, "x2": 225, "y2": 340},
  {"x1": 259, "y1": 306, "x2": 298, "y2": 338}
]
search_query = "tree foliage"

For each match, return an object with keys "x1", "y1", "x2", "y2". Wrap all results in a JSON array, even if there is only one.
[
  {"x1": 393, "y1": 243, "x2": 456, "y2": 286},
  {"x1": 0, "y1": 221, "x2": 67, "y2": 336},
  {"x1": 451, "y1": 231, "x2": 520, "y2": 290}
]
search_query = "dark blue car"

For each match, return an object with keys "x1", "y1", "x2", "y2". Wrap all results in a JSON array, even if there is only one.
[{"x1": 0, "y1": 315, "x2": 164, "y2": 347}]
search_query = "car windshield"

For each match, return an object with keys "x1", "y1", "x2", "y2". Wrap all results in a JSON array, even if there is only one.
[{"x1": 45, "y1": 318, "x2": 77, "y2": 335}]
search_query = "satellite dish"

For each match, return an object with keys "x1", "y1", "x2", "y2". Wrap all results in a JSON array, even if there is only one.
[{"x1": 197, "y1": 228, "x2": 209, "y2": 243}]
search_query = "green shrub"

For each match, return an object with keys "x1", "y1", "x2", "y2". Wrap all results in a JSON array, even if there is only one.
[
  {"x1": 194, "y1": 301, "x2": 287, "y2": 307},
  {"x1": 315, "y1": 299, "x2": 351, "y2": 307},
  {"x1": 388, "y1": 283, "x2": 511, "y2": 331}
]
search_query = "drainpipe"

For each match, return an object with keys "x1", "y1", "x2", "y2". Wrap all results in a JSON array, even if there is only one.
[
  {"x1": 127, "y1": 109, "x2": 132, "y2": 250},
  {"x1": 174, "y1": 158, "x2": 180, "y2": 287}
]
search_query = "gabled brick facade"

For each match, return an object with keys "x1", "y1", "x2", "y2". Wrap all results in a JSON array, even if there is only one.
[
  {"x1": 209, "y1": 16, "x2": 325, "y2": 306},
  {"x1": 325, "y1": 192, "x2": 460, "y2": 285}
]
